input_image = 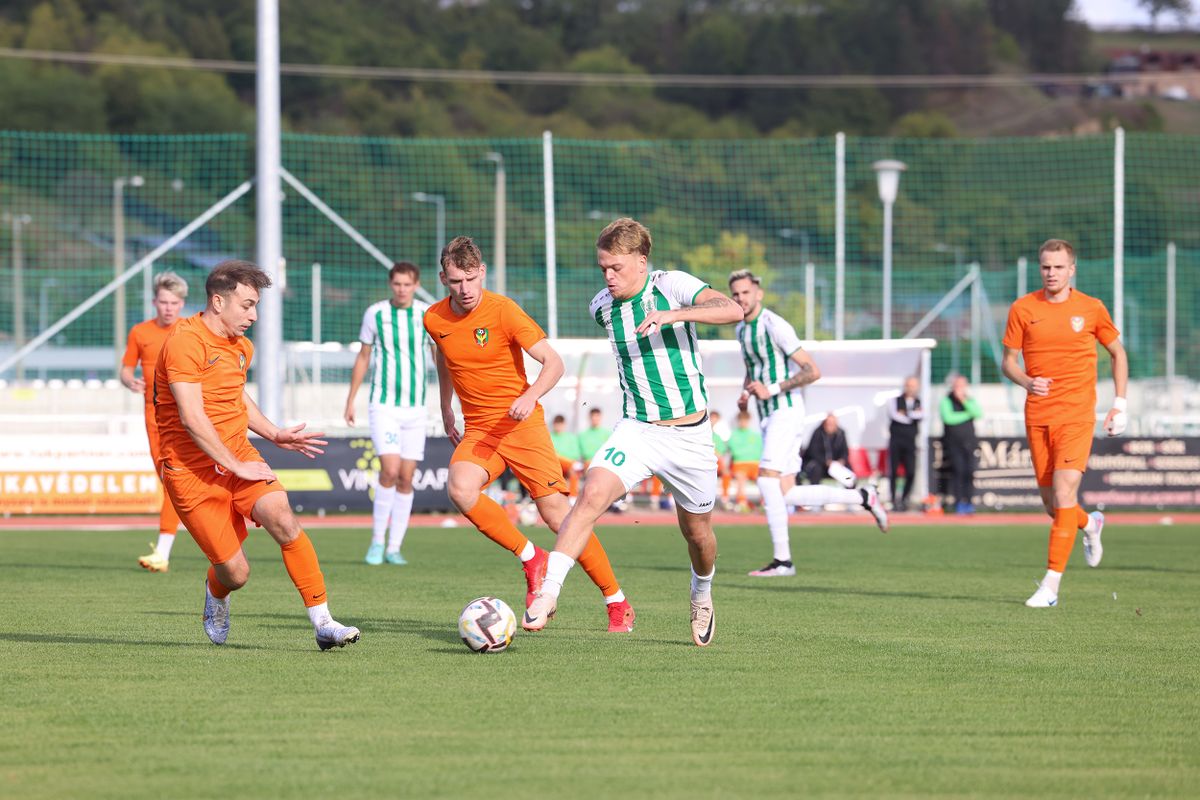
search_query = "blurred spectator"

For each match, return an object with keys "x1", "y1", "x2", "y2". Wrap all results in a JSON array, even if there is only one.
[
  {"x1": 801, "y1": 413, "x2": 857, "y2": 489},
  {"x1": 710, "y1": 410, "x2": 732, "y2": 509},
  {"x1": 549, "y1": 414, "x2": 583, "y2": 497},
  {"x1": 939, "y1": 375, "x2": 983, "y2": 514},
  {"x1": 728, "y1": 410, "x2": 764, "y2": 510},
  {"x1": 888, "y1": 376, "x2": 924, "y2": 511}
]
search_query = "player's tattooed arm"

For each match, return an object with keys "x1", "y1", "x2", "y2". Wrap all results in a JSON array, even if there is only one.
[
  {"x1": 637, "y1": 288, "x2": 741, "y2": 334},
  {"x1": 780, "y1": 357, "x2": 820, "y2": 391}
]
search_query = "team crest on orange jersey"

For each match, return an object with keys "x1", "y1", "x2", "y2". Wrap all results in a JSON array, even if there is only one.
[
  {"x1": 239, "y1": 354, "x2": 246, "y2": 371},
  {"x1": 474, "y1": 327, "x2": 489, "y2": 347},
  {"x1": 1070, "y1": 316, "x2": 1084, "y2": 332}
]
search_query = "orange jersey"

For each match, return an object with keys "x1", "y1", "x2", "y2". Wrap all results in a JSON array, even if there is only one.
[
  {"x1": 1003, "y1": 289, "x2": 1119, "y2": 426},
  {"x1": 154, "y1": 314, "x2": 255, "y2": 469},
  {"x1": 424, "y1": 291, "x2": 546, "y2": 424},
  {"x1": 123, "y1": 318, "x2": 179, "y2": 405}
]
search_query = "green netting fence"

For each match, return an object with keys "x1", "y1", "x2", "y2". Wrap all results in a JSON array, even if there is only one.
[{"x1": 0, "y1": 130, "x2": 1196, "y2": 383}]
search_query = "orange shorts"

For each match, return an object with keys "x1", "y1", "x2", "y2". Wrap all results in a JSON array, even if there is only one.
[
  {"x1": 160, "y1": 442, "x2": 284, "y2": 564},
  {"x1": 731, "y1": 461, "x2": 760, "y2": 480},
  {"x1": 1026, "y1": 422, "x2": 1094, "y2": 487},
  {"x1": 452, "y1": 414, "x2": 565, "y2": 500},
  {"x1": 558, "y1": 457, "x2": 577, "y2": 477}
]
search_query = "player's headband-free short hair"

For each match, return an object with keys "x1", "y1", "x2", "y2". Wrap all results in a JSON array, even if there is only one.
[
  {"x1": 206, "y1": 259, "x2": 272, "y2": 300},
  {"x1": 154, "y1": 271, "x2": 188, "y2": 299},
  {"x1": 441, "y1": 236, "x2": 483, "y2": 274},
  {"x1": 552, "y1": 414, "x2": 566, "y2": 424},
  {"x1": 596, "y1": 218, "x2": 652, "y2": 257},
  {"x1": 1038, "y1": 238, "x2": 1076, "y2": 262},
  {"x1": 728, "y1": 269, "x2": 762, "y2": 287},
  {"x1": 390, "y1": 261, "x2": 420, "y2": 281}
]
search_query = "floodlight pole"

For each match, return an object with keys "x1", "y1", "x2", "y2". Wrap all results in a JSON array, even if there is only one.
[
  {"x1": 4, "y1": 212, "x2": 32, "y2": 379},
  {"x1": 835, "y1": 132, "x2": 845, "y2": 340},
  {"x1": 485, "y1": 152, "x2": 507, "y2": 296},
  {"x1": 412, "y1": 191, "x2": 446, "y2": 293},
  {"x1": 113, "y1": 175, "x2": 143, "y2": 377},
  {"x1": 256, "y1": 0, "x2": 284, "y2": 422},
  {"x1": 874, "y1": 160, "x2": 906, "y2": 340}
]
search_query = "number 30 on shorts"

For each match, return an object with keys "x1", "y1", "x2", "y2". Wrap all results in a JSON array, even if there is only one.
[{"x1": 602, "y1": 447, "x2": 626, "y2": 466}]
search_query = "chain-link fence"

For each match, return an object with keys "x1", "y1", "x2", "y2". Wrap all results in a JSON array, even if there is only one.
[{"x1": 1, "y1": 130, "x2": 1196, "y2": 384}]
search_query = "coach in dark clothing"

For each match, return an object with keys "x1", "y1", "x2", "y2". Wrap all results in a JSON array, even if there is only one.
[
  {"x1": 888, "y1": 376, "x2": 923, "y2": 511},
  {"x1": 801, "y1": 413, "x2": 851, "y2": 485},
  {"x1": 940, "y1": 374, "x2": 983, "y2": 514}
]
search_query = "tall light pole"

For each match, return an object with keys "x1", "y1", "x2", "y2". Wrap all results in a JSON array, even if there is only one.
[
  {"x1": 485, "y1": 152, "x2": 506, "y2": 296},
  {"x1": 4, "y1": 212, "x2": 32, "y2": 379},
  {"x1": 780, "y1": 228, "x2": 815, "y2": 339},
  {"x1": 873, "y1": 160, "x2": 906, "y2": 340},
  {"x1": 113, "y1": 174, "x2": 144, "y2": 376},
  {"x1": 412, "y1": 192, "x2": 445, "y2": 289}
]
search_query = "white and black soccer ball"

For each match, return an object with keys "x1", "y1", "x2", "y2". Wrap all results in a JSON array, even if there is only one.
[{"x1": 458, "y1": 596, "x2": 517, "y2": 653}]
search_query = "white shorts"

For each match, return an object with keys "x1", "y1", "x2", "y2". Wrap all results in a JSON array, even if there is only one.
[
  {"x1": 588, "y1": 417, "x2": 717, "y2": 514},
  {"x1": 368, "y1": 404, "x2": 427, "y2": 460},
  {"x1": 759, "y1": 405, "x2": 807, "y2": 474}
]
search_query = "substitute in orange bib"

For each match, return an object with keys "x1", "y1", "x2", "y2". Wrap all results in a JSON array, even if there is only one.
[
  {"x1": 1002, "y1": 239, "x2": 1128, "y2": 609},
  {"x1": 121, "y1": 271, "x2": 187, "y2": 573},
  {"x1": 425, "y1": 236, "x2": 635, "y2": 632},
  {"x1": 154, "y1": 260, "x2": 360, "y2": 649}
]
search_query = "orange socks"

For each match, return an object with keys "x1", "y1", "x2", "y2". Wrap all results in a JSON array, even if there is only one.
[
  {"x1": 1075, "y1": 506, "x2": 1090, "y2": 530},
  {"x1": 207, "y1": 567, "x2": 232, "y2": 598},
  {"x1": 280, "y1": 530, "x2": 327, "y2": 608},
  {"x1": 464, "y1": 493, "x2": 530, "y2": 556},
  {"x1": 577, "y1": 532, "x2": 620, "y2": 597},
  {"x1": 159, "y1": 494, "x2": 181, "y2": 535},
  {"x1": 1047, "y1": 506, "x2": 1079, "y2": 572}
]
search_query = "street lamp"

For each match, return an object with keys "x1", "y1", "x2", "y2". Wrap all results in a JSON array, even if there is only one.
[
  {"x1": 411, "y1": 191, "x2": 446, "y2": 284},
  {"x1": 933, "y1": 242, "x2": 965, "y2": 272},
  {"x1": 4, "y1": 212, "x2": 32, "y2": 380},
  {"x1": 485, "y1": 153, "x2": 506, "y2": 296},
  {"x1": 873, "y1": 160, "x2": 906, "y2": 339},
  {"x1": 113, "y1": 174, "x2": 144, "y2": 376}
]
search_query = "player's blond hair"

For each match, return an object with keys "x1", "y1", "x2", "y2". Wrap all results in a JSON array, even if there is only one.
[
  {"x1": 596, "y1": 218, "x2": 652, "y2": 257},
  {"x1": 441, "y1": 236, "x2": 483, "y2": 274},
  {"x1": 154, "y1": 271, "x2": 188, "y2": 299},
  {"x1": 1038, "y1": 239, "x2": 1075, "y2": 263}
]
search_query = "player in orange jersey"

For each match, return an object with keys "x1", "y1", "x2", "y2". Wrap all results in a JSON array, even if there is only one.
[
  {"x1": 154, "y1": 260, "x2": 359, "y2": 649},
  {"x1": 1002, "y1": 239, "x2": 1128, "y2": 608},
  {"x1": 121, "y1": 271, "x2": 187, "y2": 573},
  {"x1": 425, "y1": 236, "x2": 635, "y2": 632}
]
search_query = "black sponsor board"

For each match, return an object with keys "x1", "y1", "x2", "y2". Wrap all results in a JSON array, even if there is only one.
[
  {"x1": 271, "y1": 436, "x2": 456, "y2": 514},
  {"x1": 930, "y1": 436, "x2": 1200, "y2": 511}
]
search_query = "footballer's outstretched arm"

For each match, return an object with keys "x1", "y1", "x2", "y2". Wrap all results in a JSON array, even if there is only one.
[
  {"x1": 636, "y1": 287, "x2": 741, "y2": 334},
  {"x1": 244, "y1": 390, "x2": 326, "y2": 458},
  {"x1": 508, "y1": 338, "x2": 564, "y2": 421}
]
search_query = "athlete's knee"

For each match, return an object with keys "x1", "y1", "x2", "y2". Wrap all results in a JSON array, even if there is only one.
[
  {"x1": 216, "y1": 560, "x2": 250, "y2": 589},
  {"x1": 394, "y1": 472, "x2": 414, "y2": 493},
  {"x1": 378, "y1": 471, "x2": 399, "y2": 489},
  {"x1": 446, "y1": 475, "x2": 481, "y2": 512}
]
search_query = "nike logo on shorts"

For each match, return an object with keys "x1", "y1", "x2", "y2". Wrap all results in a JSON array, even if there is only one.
[
  {"x1": 548, "y1": 480, "x2": 559, "y2": 487},
  {"x1": 439, "y1": 332, "x2": 451, "y2": 338}
]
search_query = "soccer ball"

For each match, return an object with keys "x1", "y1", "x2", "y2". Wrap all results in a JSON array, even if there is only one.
[
  {"x1": 458, "y1": 596, "x2": 517, "y2": 653},
  {"x1": 517, "y1": 502, "x2": 540, "y2": 527}
]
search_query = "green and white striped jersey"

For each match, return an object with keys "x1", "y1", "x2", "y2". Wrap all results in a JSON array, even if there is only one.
[
  {"x1": 359, "y1": 299, "x2": 430, "y2": 408},
  {"x1": 590, "y1": 270, "x2": 710, "y2": 423},
  {"x1": 736, "y1": 307, "x2": 805, "y2": 419}
]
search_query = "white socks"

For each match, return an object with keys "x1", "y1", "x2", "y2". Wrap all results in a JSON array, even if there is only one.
[
  {"x1": 1082, "y1": 514, "x2": 1097, "y2": 535},
  {"x1": 542, "y1": 551, "x2": 576, "y2": 599},
  {"x1": 756, "y1": 476, "x2": 792, "y2": 562},
  {"x1": 690, "y1": 566, "x2": 714, "y2": 600},
  {"x1": 605, "y1": 590, "x2": 625, "y2": 605},
  {"x1": 828, "y1": 461, "x2": 857, "y2": 489},
  {"x1": 784, "y1": 484, "x2": 861, "y2": 508},
  {"x1": 155, "y1": 532, "x2": 176, "y2": 559},
  {"x1": 307, "y1": 601, "x2": 332, "y2": 628},
  {"x1": 372, "y1": 485, "x2": 396, "y2": 545},
  {"x1": 387, "y1": 491, "x2": 414, "y2": 553},
  {"x1": 518, "y1": 540, "x2": 536, "y2": 562},
  {"x1": 1041, "y1": 569, "x2": 1063, "y2": 594}
]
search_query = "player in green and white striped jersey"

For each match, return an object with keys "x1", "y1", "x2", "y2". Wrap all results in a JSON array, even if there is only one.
[
  {"x1": 729, "y1": 270, "x2": 888, "y2": 579},
  {"x1": 344, "y1": 262, "x2": 432, "y2": 566},
  {"x1": 523, "y1": 218, "x2": 743, "y2": 647}
]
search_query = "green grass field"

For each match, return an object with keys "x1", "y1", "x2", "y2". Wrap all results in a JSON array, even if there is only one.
[{"x1": 2, "y1": 520, "x2": 1197, "y2": 799}]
